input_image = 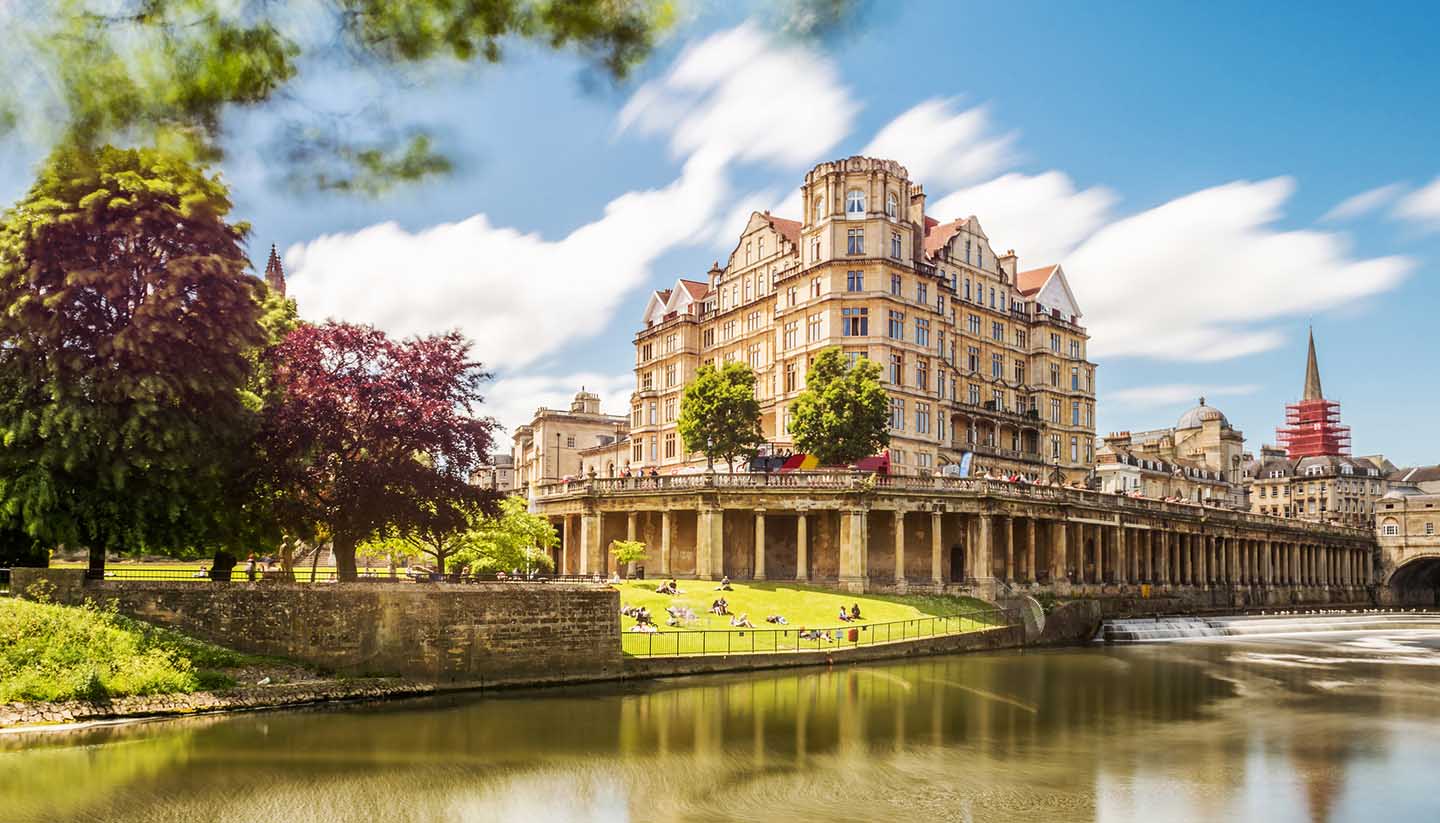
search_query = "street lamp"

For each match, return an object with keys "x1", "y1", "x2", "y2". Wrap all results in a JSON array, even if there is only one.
[{"x1": 706, "y1": 436, "x2": 714, "y2": 471}]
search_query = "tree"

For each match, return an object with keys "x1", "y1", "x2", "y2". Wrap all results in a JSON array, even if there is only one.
[
  {"x1": 259, "y1": 321, "x2": 500, "y2": 580},
  {"x1": 788, "y1": 347, "x2": 889, "y2": 467},
  {"x1": 3, "y1": 0, "x2": 676, "y2": 193},
  {"x1": 677, "y1": 362, "x2": 765, "y2": 471},
  {"x1": 609, "y1": 539, "x2": 647, "y2": 578},
  {"x1": 0, "y1": 145, "x2": 269, "y2": 571},
  {"x1": 461, "y1": 496, "x2": 558, "y2": 576}
]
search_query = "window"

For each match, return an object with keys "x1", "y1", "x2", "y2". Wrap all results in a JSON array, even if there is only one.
[
  {"x1": 841, "y1": 307, "x2": 867, "y2": 336},
  {"x1": 888, "y1": 310, "x2": 905, "y2": 339},
  {"x1": 809, "y1": 312, "x2": 824, "y2": 341},
  {"x1": 665, "y1": 334, "x2": 678, "y2": 354},
  {"x1": 890, "y1": 232, "x2": 902, "y2": 259},
  {"x1": 917, "y1": 452, "x2": 932, "y2": 470},
  {"x1": 886, "y1": 191, "x2": 898, "y2": 218},
  {"x1": 1427, "y1": 522, "x2": 1435, "y2": 535},
  {"x1": 847, "y1": 270, "x2": 864, "y2": 291},
  {"x1": 1049, "y1": 364, "x2": 1059, "y2": 386},
  {"x1": 967, "y1": 314, "x2": 982, "y2": 334},
  {"x1": 784, "y1": 361, "x2": 797, "y2": 392},
  {"x1": 811, "y1": 239, "x2": 820, "y2": 262},
  {"x1": 964, "y1": 278, "x2": 972, "y2": 301},
  {"x1": 743, "y1": 278, "x2": 751, "y2": 301},
  {"x1": 783, "y1": 321, "x2": 798, "y2": 350},
  {"x1": 1050, "y1": 399, "x2": 1061, "y2": 423},
  {"x1": 1050, "y1": 333, "x2": 1061, "y2": 353},
  {"x1": 1070, "y1": 437, "x2": 1079, "y2": 462},
  {"x1": 936, "y1": 293, "x2": 943, "y2": 314},
  {"x1": 967, "y1": 346, "x2": 979, "y2": 372},
  {"x1": 1382, "y1": 519, "x2": 1399, "y2": 536},
  {"x1": 846, "y1": 189, "x2": 866, "y2": 216},
  {"x1": 978, "y1": 247, "x2": 984, "y2": 269},
  {"x1": 889, "y1": 352, "x2": 903, "y2": 385},
  {"x1": 745, "y1": 241, "x2": 752, "y2": 264},
  {"x1": 847, "y1": 228, "x2": 864, "y2": 255},
  {"x1": 1071, "y1": 367, "x2": 1079, "y2": 390},
  {"x1": 890, "y1": 398, "x2": 905, "y2": 430},
  {"x1": 565, "y1": 435, "x2": 576, "y2": 448},
  {"x1": 665, "y1": 364, "x2": 677, "y2": 387},
  {"x1": 640, "y1": 343, "x2": 653, "y2": 362},
  {"x1": 632, "y1": 441, "x2": 643, "y2": 462},
  {"x1": 1051, "y1": 435, "x2": 1061, "y2": 459},
  {"x1": 964, "y1": 238, "x2": 972, "y2": 264},
  {"x1": 991, "y1": 353, "x2": 1003, "y2": 378},
  {"x1": 664, "y1": 397, "x2": 676, "y2": 421},
  {"x1": 648, "y1": 402, "x2": 657, "y2": 424},
  {"x1": 787, "y1": 286, "x2": 798, "y2": 307},
  {"x1": 915, "y1": 317, "x2": 930, "y2": 346},
  {"x1": 664, "y1": 433, "x2": 676, "y2": 459},
  {"x1": 845, "y1": 350, "x2": 863, "y2": 369},
  {"x1": 810, "y1": 277, "x2": 822, "y2": 298},
  {"x1": 992, "y1": 321, "x2": 1004, "y2": 341},
  {"x1": 968, "y1": 383, "x2": 980, "y2": 405},
  {"x1": 917, "y1": 282, "x2": 928, "y2": 304},
  {"x1": 916, "y1": 402, "x2": 931, "y2": 434},
  {"x1": 631, "y1": 405, "x2": 641, "y2": 427},
  {"x1": 747, "y1": 343, "x2": 762, "y2": 369},
  {"x1": 1016, "y1": 329, "x2": 1027, "y2": 348},
  {"x1": 642, "y1": 371, "x2": 654, "y2": 391},
  {"x1": 915, "y1": 359, "x2": 928, "y2": 391},
  {"x1": 649, "y1": 436, "x2": 658, "y2": 462},
  {"x1": 745, "y1": 310, "x2": 762, "y2": 332},
  {"x1": 702, "y1": 328, "x2": 714, "y2": 348},
  {"x1": 1014, "y1": 361, "x2": 1025, "y2": 384},
  {"x1": 1069, "y1": 340, "x2": 1081, "y2": 359},
  {"x1": 1072, "y1": 401, "x2": 1081, "y2": 425},
  {"x1": 758, "y1": 237, "x2": 765, "y2": 258}
]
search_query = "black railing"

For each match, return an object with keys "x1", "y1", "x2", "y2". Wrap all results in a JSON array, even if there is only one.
[{"x1": 622, "y1": 607, "x2": 1014, "y2": 657}]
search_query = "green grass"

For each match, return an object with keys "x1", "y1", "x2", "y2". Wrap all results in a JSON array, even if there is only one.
[
  {"x1": 615, "y1": 579, "x2": 1001, "y2": 656},
  {"x1": 0, "y1": 597, "x2": 263, "y2": 703}
]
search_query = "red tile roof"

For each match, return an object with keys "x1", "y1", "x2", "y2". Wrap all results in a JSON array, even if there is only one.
[
  {"x1": 923, "y1": 217, "x2": 969, "y2": 259},
  {"x1": 763, "y1": 214, "x2": 802, "y2": 247},
  {"x1": 1016, "y1": 265, "x2": 1058, "y2": 296},
  {"x1": 678, "y1": 279, "x2": 709, "y2": 300}
]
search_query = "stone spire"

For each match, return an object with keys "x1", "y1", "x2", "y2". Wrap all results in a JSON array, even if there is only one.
[
  {"x1": 264, "y1": 244, "x2": 286, "y2": 298},
  {"x1": 1302, "y1": 326, "x2": 1323, "y2": 401}
]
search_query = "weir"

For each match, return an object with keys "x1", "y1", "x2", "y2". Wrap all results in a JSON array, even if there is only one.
[{"x1": 1101, "y1": 611, "x2": 1440, "y2": 643}]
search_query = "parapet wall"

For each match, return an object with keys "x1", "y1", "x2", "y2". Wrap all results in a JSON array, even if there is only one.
[{"x1": 12, "y1": 570, "x2": 623, "y2": 686}]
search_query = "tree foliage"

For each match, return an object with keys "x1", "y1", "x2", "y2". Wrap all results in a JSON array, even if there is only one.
[
  {"x1": 258, "y1": 321, "x2": 500, "y2": 579},
  {"x1": 3, "y1": 0, "x2": 677, "y2": 193},
  {"x1": 460, "y1": 496, "x2": 558, "y2": 575},
  {"x1": 0, "y1": 145, "x2": 269, "y2": 566},
  {"x1": 788, "y1": 347, "x2": 889, "y2": 467},
  {"x1": 677, "y1": 361, "x2": 765, "y2": 471},
  {"x1": 609, "y1": 538, "x2": 647, "y2": 575}
]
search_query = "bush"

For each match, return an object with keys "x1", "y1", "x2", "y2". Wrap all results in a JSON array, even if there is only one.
[{"x1": 0, "y1": 598, "x2": 250, "y2": 702}]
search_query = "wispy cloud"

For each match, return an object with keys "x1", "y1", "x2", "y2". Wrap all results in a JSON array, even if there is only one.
[
  {"x1": 1320, "y1": 183, "x2": 1407, "y2": 222},
  {"x1": 860, "y1": 99, "x2": 1016, "y2": 189},
  {"x1": 1393, "y1": 176, "x2": 1440, "y2": 230},
  {"x1": 1108, "y1": 383, "x2": 1261, "y2": 408}
]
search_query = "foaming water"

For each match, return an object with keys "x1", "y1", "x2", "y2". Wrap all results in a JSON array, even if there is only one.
[
  {"x1": 6, "y1": 626, "x2": 1440, "y2": 823},
  {"x1": 1102, "y1": 611, "x2": 1440, "y2": 643}
]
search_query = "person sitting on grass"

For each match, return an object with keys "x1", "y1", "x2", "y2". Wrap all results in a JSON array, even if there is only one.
[
  {"x1": 715, "y1": 575, "x2": 733, "y2": 591},
  {"x1": 765, "y1": 614, "x2": 788, "y2": 625},
  {"x1": 710, "y1": 597, "x2": 730, "y2": 616},
  {"x1": 850, "y1": 604, "x2": 863, "y2": 621},
  {"x1": 730, "y1": 613, "x2": 755, "y2": 629},
  {"x1": 838, "y1": 606, "x2": 853, "y2": 622}
]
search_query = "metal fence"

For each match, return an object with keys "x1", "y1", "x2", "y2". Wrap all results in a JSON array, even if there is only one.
[
  {"x1": 621, "y1": 607, "x2": 1014, "y2": 658},
  {"x1": 82, "y1": 567, "x2": 604, "y2": 585}
]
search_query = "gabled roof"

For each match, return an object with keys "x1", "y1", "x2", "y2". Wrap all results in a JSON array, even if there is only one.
[
  {"x1": 763, "y1": 214, "x2": 802, "y2": 247},
  {"x1": 1016, "y1": 265, "x2": 1058, "y2": 297},
  {"x1": 923, "y1": 217, "x2": 969, "y2": 258},
  {"x1": 678, "y1": 279, "x2": 709, "y2": 300}
]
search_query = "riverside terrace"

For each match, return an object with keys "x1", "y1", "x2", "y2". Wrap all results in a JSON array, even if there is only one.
[{"x1": 533, "y1": 471, "x2": 1378, "y2": 608}]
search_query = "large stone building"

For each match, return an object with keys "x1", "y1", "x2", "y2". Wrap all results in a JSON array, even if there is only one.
[
  {"x1": 1377, "y1": 465, "x2": 1440, "y2": 602},
  {"x1": 1243, "y1": 331, "x2": 1388, "y2": 528},
  {"x1": 512, "y1": 390, "x2": 628, "y2": 497},
  {"x1": 1096, "y1": 398, "x2": 1245, "y2": 505},
  {"x1": 627, "y1": 156, "x2": 1095, "y2": 480},
  {"x1": 471, "y1": 454, "x2": 516, "y2": 493}
]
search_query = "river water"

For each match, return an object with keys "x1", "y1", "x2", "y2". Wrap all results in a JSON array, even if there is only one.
[{"x1": 6, "y1": 619, "x2": 1440, "y2": 823}]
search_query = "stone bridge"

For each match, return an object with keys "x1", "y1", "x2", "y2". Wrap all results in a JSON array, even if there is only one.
[{"x1": 533, "y1": 471, "x2": 1377, "y2": 609}]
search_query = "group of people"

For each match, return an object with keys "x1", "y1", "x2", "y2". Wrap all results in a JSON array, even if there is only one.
[
  {"x1": 837, "y1": 603, "x2": 864, "y2": 622},
  {"x1": 709, "y1": 597, "x2": 731, "y2": 615},
  {"x1": 619, "y1": 467, "x2": 660, "y2": 478},
  {"x1": 665, "y1": 604, "x2": 699, "y2": 627},
  {"x1": 797, "y1": 627, "x2": 837, "y2": 642},
  {"x1": 621, "y1": 604, "x2": 658, "y2": 632},
  {"x1": 655, "y1": 579, "x2": 681, "y2": 595}
]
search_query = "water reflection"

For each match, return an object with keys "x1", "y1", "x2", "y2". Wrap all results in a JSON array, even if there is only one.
[{"x1": 7, "y1": 626, "x2": 1440, "y2": 822}]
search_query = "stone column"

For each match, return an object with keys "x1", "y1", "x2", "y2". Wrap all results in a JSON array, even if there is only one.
[
  {"x1": 1180, "y1": 533, "x2": 1191, "y2": 586},
  {"x1": 930, "y1": 511, "x2": 943, "y2": 585},
  {"x1": 626, "y1": 512, "x2": 639, "y2": 576},
  {"x1": 976, "y1": 513, "x2": 993, "y2": 580},
  {"x1": 840, "y1": 508, "x2": 869, "y2": 588},
  {"x1": 1143, "y1": 529, "x2": 1153, "y2": 583},
  {"x1": 893, "y1": 509, "x2": 907, "y2": 587},
  {"x1": 1008, "y1": 517, "x2": 1019, "y2": 581},
  {"x1": 579, "y1": 511, "x2": 601, "y2": 576},
  {"x1": 1095, "y1": 524, "x2": 1105, "y2": 585},
  {"x1": 1198, "y1": 534, "x2": 1208, "y2": 587},
  {"x1": 559, "y1": 515, "x2": 571, "y2": 575},
  {"x1": 754, "y1": 510, "x2": 767, "y2": 581},
  {"x1": 1116, "y1": 526, "x2": 1128, "y2": 585},
  {"x1": 660, "y1": 511, "x2": 672, "y2": 576},
  {"x1": 1026, "y1": 518, "x2": 1037, "y2": 585},
  {"x1": 696, "y1": 507, "x2": 721, "y2": 580},
  {"x1": 1052, "y1": 518, "x2": 1068, "y2": 584},
  {"x1": 796, "y1": 512, "x2": 810, "y2": 582}
]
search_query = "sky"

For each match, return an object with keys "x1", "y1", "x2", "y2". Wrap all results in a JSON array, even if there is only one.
[{"x1": 2, "y1": 1, "x2": 1438, "y2": 465}]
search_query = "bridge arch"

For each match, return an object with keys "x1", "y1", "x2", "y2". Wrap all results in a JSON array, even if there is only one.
[{"x1": 1386, "y1": 554, "x2": 1440, "y2": 606}]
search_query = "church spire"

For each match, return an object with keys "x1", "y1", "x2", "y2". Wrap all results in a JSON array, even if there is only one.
[
  {"x1": 264, "y1": 244, "x2": 286, "y2": 298},
  {"x1": 1302, "y1": 326, "x2": 1323, "y2": 401}
]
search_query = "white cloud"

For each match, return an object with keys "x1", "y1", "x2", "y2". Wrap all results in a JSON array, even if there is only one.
[
  {"x1": 291, "y1": 23, "x2": 858, "y2": 371},
  {"x1": 1067, "y1": 178, "x2": 1413, "y2": 361},
  {"x1": 485, "y1": 372, "x2": 633, "y2": 439},
  {"x1": 1393, "y1": 176, "x2": 1440, "y2": 229},
  {"x1": 1108, "y1": 383, "x2": 1260, "y2": 408},
  {"x1": 860, "y1": 99, "x2": 1016, "y2": 189},
  {"x1": 1320, "y1": 183, "x2": 1406, "y2": 222},
  {"x1": 928, "y1": 171, "x2": 1117, "y2": 266}
]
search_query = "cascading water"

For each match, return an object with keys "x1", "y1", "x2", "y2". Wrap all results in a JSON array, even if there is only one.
[{"x1": 1100, "y1": 612, "x2": 1440, "y2": 643}]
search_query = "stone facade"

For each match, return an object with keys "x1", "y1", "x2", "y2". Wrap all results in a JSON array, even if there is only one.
[
  {"x1": 512, "y1": 390, "x2": 628, "y2": 497},
  {"x1": 628, "y1": 156, "x2": 1096, "y2": 481},
  {"x1": 1097, "y1": 398, "x2": 1244, "y2": 506},
  {"x1": 1376, "y1": 466, "x2": 1440, "y2": 602},
  {"x1": 535, "y1": 472, "x2": 1376, "y2": 607},
  {"x1": 14, "y1": 570, "x2": 623, "y2": 685}
]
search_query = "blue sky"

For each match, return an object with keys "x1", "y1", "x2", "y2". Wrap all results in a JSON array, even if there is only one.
[{"x1": 2, "y1": 1, "x2": 1438, "y2": 464}]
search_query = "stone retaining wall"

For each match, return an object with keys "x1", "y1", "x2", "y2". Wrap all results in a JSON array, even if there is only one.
[{"x1": 12, "y1": 569, "x2": 623, "y2": 685}]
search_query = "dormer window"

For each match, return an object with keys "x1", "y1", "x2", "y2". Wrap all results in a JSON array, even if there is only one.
[
  {"x1": 885, "y1": 191, "x2": 898, "y2": 218},
  {"x1": 846, "y1": 189, "x2": 866, "y2": 217}
]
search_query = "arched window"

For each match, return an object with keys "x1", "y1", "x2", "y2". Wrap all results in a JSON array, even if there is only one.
[
  {"x1": 813, "y1": 196, "x2": 824, "y2": 222},
  {"x1": 885, "y1": 191, "x2": 898, "y2": 218},
  {"x1": 1382, "y1": 518, "x2": 1399, "y2": 536},
  {"x1": 846, "y1": 189, "x2": 866, "y2": 217}
]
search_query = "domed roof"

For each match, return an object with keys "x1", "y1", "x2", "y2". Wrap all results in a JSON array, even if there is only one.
[{"x1": 1177, "y1": 397, "x2": 1229, "y2": 430}]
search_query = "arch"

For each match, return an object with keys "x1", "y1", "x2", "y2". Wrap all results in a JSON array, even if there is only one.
[
  {"x1": 1381, "y1": 517, "x2": 1400, "y2": 536},
  {"x1": 1387, "y1": 554, "x2": 1440, "y2": 606},
  {"x1": 885, "y1": 190, "x2": 898, "y2": 218}
]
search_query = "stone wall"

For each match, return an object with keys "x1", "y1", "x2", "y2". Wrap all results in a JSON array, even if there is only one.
[{"x1": 13, "y1": 570, "x2": 622, "y2": 686}]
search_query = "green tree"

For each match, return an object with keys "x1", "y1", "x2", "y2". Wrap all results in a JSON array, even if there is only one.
[
  {"x1": 459, "y1": 496, "x2": 558, "y2": 575},
  {"x1": 678, "y1": 362, "x2": 765, "y2": 471},
  {"x1": 609, "y1": 539, "x2": 647, "y2": 577},
  {"x1": 0, "y1": 145, "x2": 269, "y2": 572},
  {"x1": 788, "y1": 347, "x2": 889, "y2": 467}
]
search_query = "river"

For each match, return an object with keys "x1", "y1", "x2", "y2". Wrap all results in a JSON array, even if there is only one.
[{"x1": 6, "y1": 617, "x2": 1440, "y2": 822}]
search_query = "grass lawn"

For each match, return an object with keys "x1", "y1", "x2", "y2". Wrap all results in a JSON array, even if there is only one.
[
  {"x1": 615, "y1": 579, "x2": 1002, "y2": 656},
  {"x1": 0, "y1": 597, "x2": 265, "y2": 703}
]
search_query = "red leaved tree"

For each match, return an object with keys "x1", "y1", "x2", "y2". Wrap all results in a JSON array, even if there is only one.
[{"x1": 259, "y1": 321, "x2": 500, "y2": 580}]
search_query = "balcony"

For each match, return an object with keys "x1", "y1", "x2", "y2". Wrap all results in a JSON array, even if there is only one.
[
  {"x1": 954, "y1": 441, "x2": 1046, "y2": 465},
  {"x1": 950, "y1": 399, "x2": 1044, "y2": 429}
]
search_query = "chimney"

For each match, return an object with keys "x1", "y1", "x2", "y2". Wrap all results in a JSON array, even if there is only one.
[
  {"x1": 909, "y1": 184, "x2": 926, "y2": 227},
  {"x1": 998, "y1": 249, "x2": 1018, "y2": 279}
]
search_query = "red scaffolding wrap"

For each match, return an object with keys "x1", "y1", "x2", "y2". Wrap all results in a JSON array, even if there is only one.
[{"x1": 1276, "y1": 398, "x2": 1351, "y2": 458}]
